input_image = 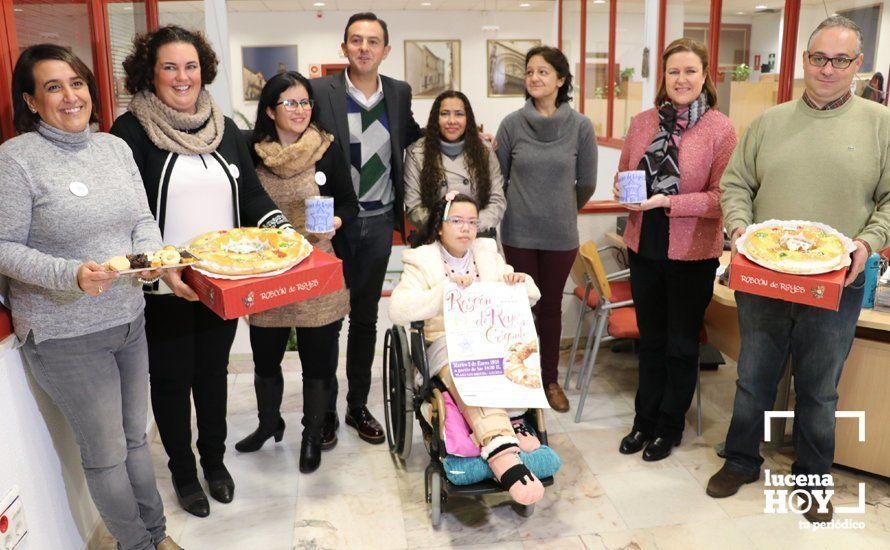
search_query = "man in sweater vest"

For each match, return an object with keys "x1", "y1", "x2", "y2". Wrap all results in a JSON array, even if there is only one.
[
  {"x1": 310, "y1": 13, "x2": 422, "y2": 446},
  {"x1": 707, "y1": 16, "x2": 890, "y2": 523}
]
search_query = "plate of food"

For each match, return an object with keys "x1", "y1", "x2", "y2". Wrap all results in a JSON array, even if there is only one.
[
  {"x1": 104, "y1": 246, "x2": 199, "y2": 274},
  {"x1": 736, "y1": 220, "x2": 856, "y2": 275},
  {"x1": 186, "y1": 227, "x2": 313, "y2": 278}
]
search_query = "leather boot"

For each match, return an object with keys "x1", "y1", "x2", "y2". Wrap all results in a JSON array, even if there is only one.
[
  {"x1": 300, "y1": 378, "x2": 332, "y2": 473},
  {"x1": 235, "y1": 374, "x2": 285, "y2": 453}
]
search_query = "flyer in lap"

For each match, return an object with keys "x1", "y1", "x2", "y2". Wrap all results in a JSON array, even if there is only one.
[{"x1": 443, "y1": 282, "x2": 550, "y2": 409}]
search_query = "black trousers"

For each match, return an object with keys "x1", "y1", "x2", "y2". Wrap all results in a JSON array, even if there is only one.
[
  {"x1": 628, "y1": 251, "x2": 718, "y2": 441},
  {"x1": 249, "y1": 321, "x2": 343, "y2": 382},
  {"x1": 144, "y1": 294, "x2": 237, "y2": 485},
  {"x1": 335, "y1": 210, "x2": 394, "y2": 410}
]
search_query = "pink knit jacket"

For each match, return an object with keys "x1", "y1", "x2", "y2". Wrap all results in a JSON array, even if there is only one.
[{"x1": 620, "y1": 107, "x2": 738, "y2": 261}]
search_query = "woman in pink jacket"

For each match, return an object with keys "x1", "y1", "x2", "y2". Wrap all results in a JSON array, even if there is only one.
[{"x1": 613, "y1": 38, "x2": 737, "y2": 461}]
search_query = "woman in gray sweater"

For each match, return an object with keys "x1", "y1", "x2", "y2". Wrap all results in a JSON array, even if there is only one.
[
  {"x1": 495, "y1": 46, "x2": 597, "y2": 413},
  {"x1": 0, "y1": 45, "x2": 181, "y2": 550}
]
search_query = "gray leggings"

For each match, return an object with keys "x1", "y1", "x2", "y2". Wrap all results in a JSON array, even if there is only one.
[{"x1": 22, "y1": 315, "x2": 166, "y2": 550}]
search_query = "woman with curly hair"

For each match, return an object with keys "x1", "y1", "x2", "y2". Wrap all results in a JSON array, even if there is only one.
[
  {"x1": 110, "y1": 25, "x2": 291, "y2": 517},
  {"x1": 403, "y1": 90, "x2": 505, "y2": 240},
  {"x1": 495, "y1": 46, "x2": 597, "y2": 412}
]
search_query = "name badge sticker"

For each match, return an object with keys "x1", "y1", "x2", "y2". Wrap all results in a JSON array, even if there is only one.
[
  {"x1": 228, "y1": 163, "x2": 240, "y2": 179},
  {"x1": 314, "y1": 171, "x2": 327, "y2": 186},
  {"x1": 69, "y1": 181, "x2": 89, "y2": 197}
]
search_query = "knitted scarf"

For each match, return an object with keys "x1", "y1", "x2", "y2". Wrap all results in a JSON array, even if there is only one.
[
  {"x1": 127, "y1": 89, "x2": 225, "y2": 154},
  {"x1": 637, "y1": 92, "x2": 709, "y2": 197},
  {"x1": 253, "y1": 124, "x2": 332, "y2": 179}
]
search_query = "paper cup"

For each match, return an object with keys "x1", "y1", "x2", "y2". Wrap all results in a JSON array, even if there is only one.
[
  {"x1": 305, "y1": 196, "x2": 334, "y2": 233},
  {"x1": 618, "y1": 170, "x2": 647, "y2": 204}
]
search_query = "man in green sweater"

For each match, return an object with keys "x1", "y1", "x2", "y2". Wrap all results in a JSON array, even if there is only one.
[{"x1": 707, "y1": 16, "x2": 890, "y2": 523}]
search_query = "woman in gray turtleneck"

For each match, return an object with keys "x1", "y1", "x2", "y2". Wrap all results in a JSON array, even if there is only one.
[
  {"x1": 495, "y1": 46, "x2": 597, "y2": 413},
  {"x1": 403, "y1": 90, "x2": 506, "y2": 240},
  {"x1": 0, "y1": 45, "x2": 181, "y2": 550}
]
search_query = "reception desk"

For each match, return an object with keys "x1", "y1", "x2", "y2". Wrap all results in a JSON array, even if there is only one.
[{"x1": 705, "y1": 252, "x2": 890, "y2": 478}]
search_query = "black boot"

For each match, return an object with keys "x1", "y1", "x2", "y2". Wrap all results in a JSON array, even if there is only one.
[
  {"x1": 300, "y1": 378, "x2": 332, "y2": 473},
  {"x1": 235, "y1": 374, "x2": 285, "y2": 453}
]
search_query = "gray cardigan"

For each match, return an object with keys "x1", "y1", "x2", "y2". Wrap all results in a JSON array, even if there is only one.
[
  {"x1": 495, "y1": 100, "x2": 597, "y2": 250},
  {"x1": 0, "y1": 123, "x2": 162, "y2": 343}
]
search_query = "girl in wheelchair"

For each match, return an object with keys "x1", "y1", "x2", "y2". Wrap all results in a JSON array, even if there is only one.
[{"x1": 389, "y1": 192, "x2": 546, "y2": 505}]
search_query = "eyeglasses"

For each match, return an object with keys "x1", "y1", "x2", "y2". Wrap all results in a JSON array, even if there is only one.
[
  {"x1": 444, "y1": 216, "x2": 479, "y2": 228},
  {"x1": 276, "y1": 98, "x2": 314, "y2": 111},
  {"x1": 805, "y1": 52, "x2": 857, "y2": 69}
]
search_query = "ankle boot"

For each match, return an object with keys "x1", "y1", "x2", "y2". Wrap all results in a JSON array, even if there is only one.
[
  {"x1": 235, "y1": 374, "x2": 285, "y2": 453},
  {"x1": 300, "y1": 378, "x2": 332, "y2": 473}
]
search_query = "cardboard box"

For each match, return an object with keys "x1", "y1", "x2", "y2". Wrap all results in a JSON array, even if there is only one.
[
  {"x1": 728, "y1": 253, "x2": 847, "y2": 311},
  {"x1": 183, "y1": 249, "x2": 344, "y2": 319}
]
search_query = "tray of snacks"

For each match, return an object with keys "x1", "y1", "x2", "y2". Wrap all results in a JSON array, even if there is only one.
[
  {"x1": 736, "y1": 220, "x2": 856, "y2": 275},
  {"x1": 104, "y1": 246, "x2": 199, "y2": 274},
  {"x1": 185, "y1": 227, "x2": 313, "y2": 279}
]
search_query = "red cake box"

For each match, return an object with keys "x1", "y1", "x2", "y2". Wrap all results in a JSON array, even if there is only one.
[
  {"x1": 728, "y1": 253, "x2": 847, "y2": 311},
  {"x1": 184, "y1": 248, "x2": 344, "y2": 320}
]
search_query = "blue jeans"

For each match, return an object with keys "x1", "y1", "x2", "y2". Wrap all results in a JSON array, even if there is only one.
[
  {"x1": 22, "y1": 315, "x2": 166, "y2": 550},
  {"x1": 724, "y1": 273, "x2": 865, "y2": 477}
]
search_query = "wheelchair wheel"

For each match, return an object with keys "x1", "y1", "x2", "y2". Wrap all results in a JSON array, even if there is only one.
[
  {"x1": 383, "y1": 326, "x2": 412, "y2": 458},
  {"x1": 427, "y1": 468, "x2": 443, "y2": 527}
]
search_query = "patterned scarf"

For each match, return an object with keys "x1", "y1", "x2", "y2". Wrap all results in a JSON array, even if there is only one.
[
  {"x1": 128, "y1": 89, "x2": 225, "y2": 155},
  {"x1": 637, "y1": 92, "x2": 710, "y2": 197}
]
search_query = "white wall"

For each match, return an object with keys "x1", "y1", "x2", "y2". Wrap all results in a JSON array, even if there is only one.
[
  {"x1": 227, "y1": 9, "x2": 556, "y2": 134},
  {"x1": 0, "y1": 338, "x2": 97, "y2": 550},
  {"x1": 749, "y1": 12, "x2": 783, "y2": 72},
  {"x1": 796, "y1": 1, "x2": 889, "y2": 80}
]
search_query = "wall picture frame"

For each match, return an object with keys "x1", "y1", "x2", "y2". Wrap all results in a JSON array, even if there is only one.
[
  {"x1": 487, "y1": 39, "x2": 541, "y2": 97},
  {"x1": 404, "y1": 40, "x2": 461, "y2": 98},
  {"x1": 241, "y1": 45, "x2": 299, "y2": 101}
]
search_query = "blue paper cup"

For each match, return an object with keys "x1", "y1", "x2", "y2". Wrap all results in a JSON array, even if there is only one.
[
  {"x1": 618, "y1": 170, "x2": 647, "y2": 204},
  {"x1": 305, "y1": 196, "x2": 334, "y2": 233}
]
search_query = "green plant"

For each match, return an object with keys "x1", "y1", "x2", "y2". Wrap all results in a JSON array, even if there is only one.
[
  {"x1": 593, "y1": 84, "x2": 623, "y2": 99},
  {"x1": 732, "y1": 63, "x2": 752, "y2": 82},
  {"x1": 618, "y1": 67, "x2": 635, "y2": 81}
]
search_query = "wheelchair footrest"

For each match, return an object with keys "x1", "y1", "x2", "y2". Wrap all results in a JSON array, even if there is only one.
[
  {"x1": 442, "y1": 445, "x2": 562, "y2": 486},
  {"x1": 443, "y1": 476, "x2": 555, "y2": 496}
]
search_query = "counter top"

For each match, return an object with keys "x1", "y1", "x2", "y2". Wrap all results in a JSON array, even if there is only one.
[{"x1": 580, "y1": 200, "x2": 629, "y2": 215}]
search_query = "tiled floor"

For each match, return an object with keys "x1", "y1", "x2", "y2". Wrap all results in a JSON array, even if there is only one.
[{"x1": 92, "y1": 299, "x2": 890, "y2": 549}]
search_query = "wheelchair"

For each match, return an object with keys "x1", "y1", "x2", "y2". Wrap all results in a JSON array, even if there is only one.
[{"x1": 382, "y1": 321, "x2": 554, "y2": 527}]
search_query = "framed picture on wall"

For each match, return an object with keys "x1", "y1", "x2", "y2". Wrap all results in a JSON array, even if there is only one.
[
  {"x1": 487, "y1": 39, "x2": 541, "y2": 97},
  {"x1": 241, "y1": 45, "x2": 298, "y2": 101},
  {"x1": 404, "y1": 40, "x2": 461, "y2": 98}
]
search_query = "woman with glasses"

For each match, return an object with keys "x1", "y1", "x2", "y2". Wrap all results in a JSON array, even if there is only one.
[
  {"x1": 110, "y1": 25, "x2": 291, "y2": 517},
  {"x1": 389, "y1": 192, "x2": 546, "y2": 506},
  {"x1": 237, "y1": 71, "x2": 358, "y2": 473},
  {"x1": 404, "y1": 90, "x2": 506, "y2": 241}
]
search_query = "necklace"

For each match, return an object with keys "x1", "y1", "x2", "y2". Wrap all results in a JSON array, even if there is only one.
[{"x1": 440, "y1": 244, "x2": 479, "y2": 279}]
